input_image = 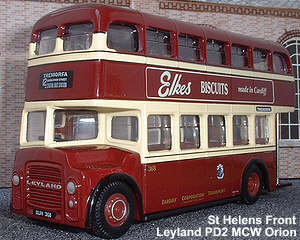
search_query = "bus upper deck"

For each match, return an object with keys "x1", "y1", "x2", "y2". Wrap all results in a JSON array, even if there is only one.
[{"x1": 26, "y1": 4, "x2": 294, "y2": 108}]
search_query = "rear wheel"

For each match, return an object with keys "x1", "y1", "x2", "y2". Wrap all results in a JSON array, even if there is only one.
[
  {"x1": 241, "y1": 165, "x2": 262, "y2": 204},
  {"x1": 91, "y1": 181, "x2": 135, "y2": 239}
]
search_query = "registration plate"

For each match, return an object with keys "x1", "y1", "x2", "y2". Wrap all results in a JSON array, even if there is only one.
[{"x1": 33, "y1": 209, "x2": 56, "y2": 219}]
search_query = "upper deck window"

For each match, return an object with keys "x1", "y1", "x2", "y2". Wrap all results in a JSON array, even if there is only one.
[
  {"x1": 107, "y1": 23, "x2": 139, "y2": 52},
  {"x1": 146, "y1": 28, "x2": 172, "y2": 57},
  {"x1": 206, "y1": 39, "x2": 226, "y2": 65},
  {"x1": 178, "y1": 34, "x2": 201, "y2": 61},
  {"x1": 63, "y1": 23, "x2": 93, "y2": 51},
  {"x1": 253, "y1": 48, "x2": 269, "y2": 71},
  {"x1": 273, "y1": 52, "x2": 288, "y2": 74},
  {"x1": 231, "y1": 44, "x2": 249, "y2": 68},
  {"x1": 35, "y1": 28, "x2": 57, "y2": 55}
]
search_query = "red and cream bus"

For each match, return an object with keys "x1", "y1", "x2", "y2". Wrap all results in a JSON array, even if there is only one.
[{"x1": 12, "y1": 4, "x2": 295, "y2": 239}]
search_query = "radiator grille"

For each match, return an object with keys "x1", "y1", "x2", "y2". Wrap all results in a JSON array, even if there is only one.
[{"x1": 26, "y1": 164, "x2": 63, "y2": 210}]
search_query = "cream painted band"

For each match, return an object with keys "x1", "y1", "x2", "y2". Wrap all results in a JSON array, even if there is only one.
[
  {"x1": 144, "y1": 146, "x2": 277, "y2": 164},
  {"x1": 20, "y1": 99, "x2": 292, "y2": 164},
  {"x1": 28, "y1": 33, "x2": 294, "y2": 82}
]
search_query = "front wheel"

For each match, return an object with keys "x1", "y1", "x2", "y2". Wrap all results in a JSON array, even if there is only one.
[
  {"x1": 241, "y1": 165, "x2": 262, "y2": 204},
  {"x1": 91, "y1": 181, "x2": 135, "y2": 239}
]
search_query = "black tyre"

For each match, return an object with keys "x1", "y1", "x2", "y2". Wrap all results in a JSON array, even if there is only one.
[
  {"x1": 91, "y1": 181, "x2": 135, "y2": 239},
  {"x1": 241, "y1": 165, "x2": 262, "y2": 204}
]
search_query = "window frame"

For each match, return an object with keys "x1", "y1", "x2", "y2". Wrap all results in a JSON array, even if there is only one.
[
  {"x1": 146, "y1": 27, "x2": 173, "y2": 58},
  {"x1": 178, "y1": 33, "x2": 203, "y2": 62},
  {"x1": 255, "y1": 115, "x2": 269, "y2": 145},
  {"x1": 253, "y1": 48, "x2": 270, "y2": 72},
  {"x1": 63, "y1": 22, "x2": 93, "y2": 51},
  {"x1": 231, "y1": 44, "x2": 250, "y2": 69},
  {"x1": 26, "y1": 110, "x2": 47, "y2": 142},
  {"x1": 147, "y1": 114, "x2": 172, "y2": 152},
  {"x1": 279, "y1": 38, "x2": 300, "y2": 143},
  {"x1": 180, "y1": 115, "x2": 201, "y2": 150},
  {"x1": 35, "y1": 27, "x2": 58, "y2": 55},
  {"x1": 207, "y1": 115, "x2": 227, "y2": 148},
  {"x1": 233, "y1": 115, "x2": 249, "y2": 146},
  {"x1": 273, "y1": 52, "x2": 288, "y2": 74},
  {"x1": 111, "y1": 115, "x2": 139, "y2": 142},
  {"x1": 53, "y1": 109, "x2": 99, "y2": 142},
  {"x1": 107, "y1": 22, "x2": 140, "y2": 53},
  {"x1": 206, "y1": 39, "x2": 227, "y2": 66}
]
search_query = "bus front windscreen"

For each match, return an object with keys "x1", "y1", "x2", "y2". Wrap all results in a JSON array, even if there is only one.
[{"x1": 54, "y1": 110, "x2": 98, "y2": 142}]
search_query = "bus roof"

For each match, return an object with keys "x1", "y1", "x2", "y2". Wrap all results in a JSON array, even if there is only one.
[{"x1": 32, "y1": 3, "x2": 288, "y2": 55}]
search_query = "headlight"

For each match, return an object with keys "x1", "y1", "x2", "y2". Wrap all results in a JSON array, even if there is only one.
[
  {"x1": 67, "y1": 181, "x2": 76, "y2": 195},
  {"x1": 12, "y1": 175, "x2": 20, "y2": 186},
  {"x1": 68, "y1": 200, "x2": 75, "y2": 208}
]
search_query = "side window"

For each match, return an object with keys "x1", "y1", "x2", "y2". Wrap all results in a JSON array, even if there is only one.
[
  {"x1": 63, "y1": 23, "x2": 93, "y2": 51},
  {"x1": 255, "y1": 116, "x2": 269, "y2": 144},
  {"x1": 233, "y1": 115, "x2": 249, "y2": 145},
  {"x1": 111, "y1": 116, "x2": 138, "y2": 141},
  {"x1": 206, "y1": 39, "x2": 226, "y2": 65},
  {"x1": 107, "y1": 23, "x2": 139, "y2": 52},
  {"x1": 35, "y1": 28, "x2": 57, "y2": 55},
  {"x1": 208, "y1": 115, "x2": 226, "y2": 147},
  {"x1": 253, "y1": 48, "x2": 269, "y2": 71},
  {"x1": 231, "y1": 44, "x2": 249, "y2": 68},
  {"x1": 178, "y1": 33, "x2": 201, "y2": 61},
  {"x1": 180, "y1": 115, "x2": 200, "y2": 149},
  {"x1": 273, "y1": 52, "x2": 288, "y2": 74},
  {"x1": 146, "y1": 28, "x2": 172, "y2": 57},
  {"x1": 148, "y1": 115, "x2": 171, "y2": 151},
  {"x1": 27, "y1": 111, "x2": 46, "y2": 142}
]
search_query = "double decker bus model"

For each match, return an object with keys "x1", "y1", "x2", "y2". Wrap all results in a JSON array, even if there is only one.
[{"x1": 12, "y1": 4, "x2": 295, "y2": 239}]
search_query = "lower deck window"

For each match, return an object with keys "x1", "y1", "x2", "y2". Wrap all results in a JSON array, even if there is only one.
[
  {"x1": 148, "y1": 115, "x2": 171, "y2": 151},
  {"x1": 27, "y1": 111, "x2": 46, "y2": 142},
  {"x1": 233, "y1": 115, "x2": 249, "y2": 145},
  {"x1": 180, "y1": 115, "x2": 200, "y2": 149},
  {"x1": 255, "y1": 116, "x2": 269, "y2": 144},
  {"x1": 208, "y1": 115, "x2": 226, "y2": 147},
  {"x1": 111, "y1": 116, "x2": 138, "y2": 141}
]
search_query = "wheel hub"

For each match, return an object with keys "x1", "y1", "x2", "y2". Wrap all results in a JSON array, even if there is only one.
[
  {"x1": 104, "y1": 193, "x2": 128, "y2": 227},
  {"x1": 248, "y1": 172, "x2": 260, "y2": 197}
]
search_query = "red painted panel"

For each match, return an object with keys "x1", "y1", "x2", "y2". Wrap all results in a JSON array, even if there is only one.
[
  {"x1": 26, "y1": 60, "x2": 294, "y2": 107},
  {"x1": 274, "y1": 80, "x2": 296, "y2": 107},
  {"x1": 142, "y1": 151, "x2": 276, "y2": 214},
  {"x1": 12, "y1": 146, "x2": 143, "y2": 227},
  {"x1": 26, "y1": 61, "x2": 101, "y2": 101},
  {"x1": 101, "y1": 60, "x2": 146, "y2": 100},
  {"x1": 143, "y1": 160, "x2": 180, "y2": 214}
]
